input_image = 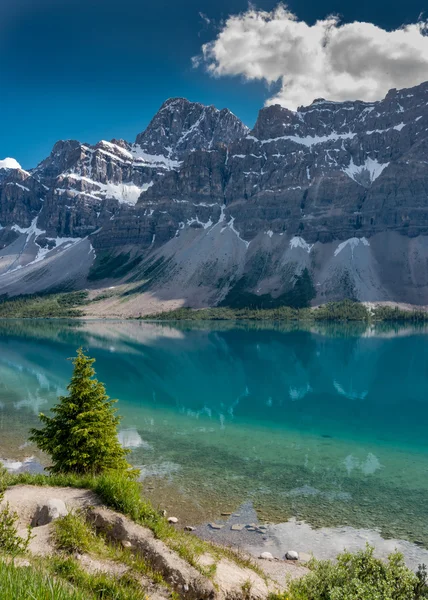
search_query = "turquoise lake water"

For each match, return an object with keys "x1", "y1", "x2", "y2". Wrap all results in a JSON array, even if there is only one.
[{"x1": 1, "y1": 319, "x2": 428, "y2": 547}]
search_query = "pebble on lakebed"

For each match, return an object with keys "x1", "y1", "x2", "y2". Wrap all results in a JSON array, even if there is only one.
[{"x1": 259, "y1": 552, "x2": 274, "y2": 560}]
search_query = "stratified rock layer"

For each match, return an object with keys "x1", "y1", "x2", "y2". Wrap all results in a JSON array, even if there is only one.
[{"x1": 1, "y1": 82, "x2": 428, "y2": 309}]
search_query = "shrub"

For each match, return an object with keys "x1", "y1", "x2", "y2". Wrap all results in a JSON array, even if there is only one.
[
  {"x1": 29, "y1": 348, "x2": 134, "y2": 476},
  {"x1": 54, "y1": 511, "x2": 105, "y2": 555},
  {"x1": 0, "y1": 491, "x2": 32, "y2": 555},
  {"x1": 287, "y1": 544, "x2": 418, "y2": 600}
]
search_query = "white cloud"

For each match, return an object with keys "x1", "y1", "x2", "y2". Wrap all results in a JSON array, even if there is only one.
[
  {"x1": 196, "y1": 4, "x2": 428, "y2": 110},
  {"x1": 0, "y1": 157, "x2": 21, "y2": 170}
]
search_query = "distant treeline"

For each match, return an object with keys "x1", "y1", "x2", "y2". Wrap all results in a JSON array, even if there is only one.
[
  {"x1": 142, "y1": 301, "x2": 428, "y2": 323},
  {"x1": 0, "y1": 291, "x2": 88, "y2": 318},
  {"x1": 0, "y1": 292, "x2": 427, "y2": 323}
]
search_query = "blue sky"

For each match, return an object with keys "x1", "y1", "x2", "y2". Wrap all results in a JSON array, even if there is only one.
[{"x1": 1, "y1": 0, "x2": 427, "y2": 168}]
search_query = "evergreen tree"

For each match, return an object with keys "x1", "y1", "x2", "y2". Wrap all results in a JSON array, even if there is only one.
[{"x1": 30, "y1": 348, "x2": 132, "y2": 475}]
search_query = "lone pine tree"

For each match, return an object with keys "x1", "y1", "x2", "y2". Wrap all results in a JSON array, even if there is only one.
[{"x1": 30, "y1": 348, "x2": 132, "y2": 475}]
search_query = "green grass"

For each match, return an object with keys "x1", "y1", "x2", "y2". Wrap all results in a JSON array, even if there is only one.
[
  {"x1": 48, "y1": 556, "x2": 147, "y2": 600},
  {"x1": 54, "y1": 512, "x2": 107, "y2": 555},
  {"x1": 0, "y1": 559, "x2": 90, "y2": 600}
]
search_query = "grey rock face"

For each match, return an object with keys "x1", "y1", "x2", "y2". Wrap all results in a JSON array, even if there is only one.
[
  {"x1": 1, "y1": 84, "x2": 428, "y2": 307},
  {"x1": 31, "y1": 499, "x2": 68, "y2": 526},
  {"x1": 135, "y1": 97, "x2": 249, "y2": 159}
]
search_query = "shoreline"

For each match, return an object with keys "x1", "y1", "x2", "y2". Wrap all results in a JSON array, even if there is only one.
[{"x1": 2, "y1": 456, "x2": 428, "y2": 572}]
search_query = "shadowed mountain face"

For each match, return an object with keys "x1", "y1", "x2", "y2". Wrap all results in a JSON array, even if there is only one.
[{"x1": 1, "y1": 83, "x2": 428, "y2": 311}]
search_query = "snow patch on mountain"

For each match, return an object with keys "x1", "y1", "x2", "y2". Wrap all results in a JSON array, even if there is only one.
[
  {"x1": 344, "y1": 157, "x2": 390, "y2": 185},
  {"x1": 131, "y1": 146, "x2": 182, "y2": 169},
  {"x1": 61, "y1": 174, "x2": 153, "y2": 204},
  {"x1": 290, "y1": 236, "x2": 313, "y2": 253},
  {"x1": 12, "y1": 217, "x2": 44, "y2": 237},
  {"x1": 0, "y1": 158, "x2": 22, "y2": 170},
  {"x1": 334, "y1": 237, "x2": 370, "y2": 257}
]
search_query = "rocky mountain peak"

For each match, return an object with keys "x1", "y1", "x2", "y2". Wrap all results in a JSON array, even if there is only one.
[
  {"x1": 33, "y1": 140, "x2": 85, "y2": 179},
  {"x1": 1, "y1": 83, "x2": 428, "y2": 309},
  {"x1": 250, "y1": 104, "x2": 299, "y2": 140},
  {"x1": 135, "y1": 97, "x2": 249, "y2": 159}
]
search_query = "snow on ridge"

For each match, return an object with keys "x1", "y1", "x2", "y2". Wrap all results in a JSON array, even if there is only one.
[
  {"x1": 289, "y1": 236, "x2": 313, "y2": 253},
  {"x1": 60, "y1": 174, "x2": 153, "y2": 205},
  {"x1": 131, "y1": 146, "x2": 182, "y2": 169},
  {"x1": 12, "y1": 217, "x2": 44, "y2": 237},
  {"x1": 220, "y1": 215, "x2": 250, "y2": 248},
  {"x1": 186, "y1": 215, "x2": 213, "y2": 229},
  {"x1": 10, "y1": 216, "x2": 83, "y2": 269},
  {"x1": 334, "y1": 237, "x2": 370, "y2": 257},
  {"x1": 0, "y1": 157, "x2": 22, "y2": 170},
  {"x1": 82, "y1": 141, "x2": 181, "y2": 171},
  {"x1": 31, "y1": 236, "x2": 83, "y2": 264},
  {"x1": 344, "y1": 157, "x2": 390, "y2": 184},
  {"x1": 261, "y1": 131, "x2": 356, "y2": 148},
  {"x1": 6, "y1": 182, "x2": 30, "y2": 192}
]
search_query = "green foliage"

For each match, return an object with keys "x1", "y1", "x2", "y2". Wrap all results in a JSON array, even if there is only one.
[
  {"x1": 93, "y1": 471, "x2": 159, "y2": 525},
  {"x1": 219, "y1": 269, "x2": 316, "y2": 310},
  {"x1": 50, "y1": 556, "x2": 146, "y2": 600},
  {"x1": 54, "y1": 512, "x2": 106, "y2": 555},
  {"x1": 143, "y1": 301, "x2": 370, "y2": 322},
  {"x1": 0, "y1": 559, "x2": 89, "y2": 600},
  {"x1": 0, "y1": 291, "x2": 88, "y2": 318},
  {"x1": 0, "y1": 492, "x2": 32, "y2": 555},
  {"x1": 415, "y1": 564, "x2": 428, "y2": 599},
  {"x1": 29, "y1": 348, "x2": 133, "y2": 475},
  {"x1": 286, "y1": 545, "x2": 419, "y2": 600},
  {"x1": 372, "y1": 305, "x2": 428, "y2": 322},
  {"x1": 313, "y1": 300, "x2": 370, "y2": 322},
  {"x1": 0, "y1": 465, "x2": 9, "y2": 493},
  {"x1": 285, "y1": 268, "x2": 316, "y2": 309},
  {"x1": 142, "y1": 306, "x2": 307, "y2": 321},
  {"x1": 145, "y1": 300, "x2": 428, "y2": 324}
]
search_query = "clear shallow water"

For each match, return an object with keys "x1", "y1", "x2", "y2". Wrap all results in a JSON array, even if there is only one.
[{"x1": 1, "y1": 319, "x2": 428, "y2": 549}]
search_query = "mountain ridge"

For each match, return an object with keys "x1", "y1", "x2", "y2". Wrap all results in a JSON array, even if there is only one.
[{"x1": 1, "y1": 83, "x2": 428, "y2": 315}]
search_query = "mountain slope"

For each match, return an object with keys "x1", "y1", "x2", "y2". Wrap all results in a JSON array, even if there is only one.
[{"x1": 1, "y1": 86, "x2": 428, "y2": 313}]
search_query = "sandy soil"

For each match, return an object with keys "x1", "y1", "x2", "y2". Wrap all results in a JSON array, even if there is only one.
[{"x1": 84, "y1": 287, "x2": 186, "y2": 318}]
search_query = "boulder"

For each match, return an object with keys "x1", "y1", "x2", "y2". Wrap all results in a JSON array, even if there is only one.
[
  {"x1": 31, "y1": 499, "x2": 68, "y2": 527},
  {"x1": 285, "y1": 551, "x2": 299, "y2": 561},
  {"x1": 167, "y1": 517, "x2": 178, "y2": 524},
  {"x1": 259, "y1": 552, "x2": 274, "y2": 560}
]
